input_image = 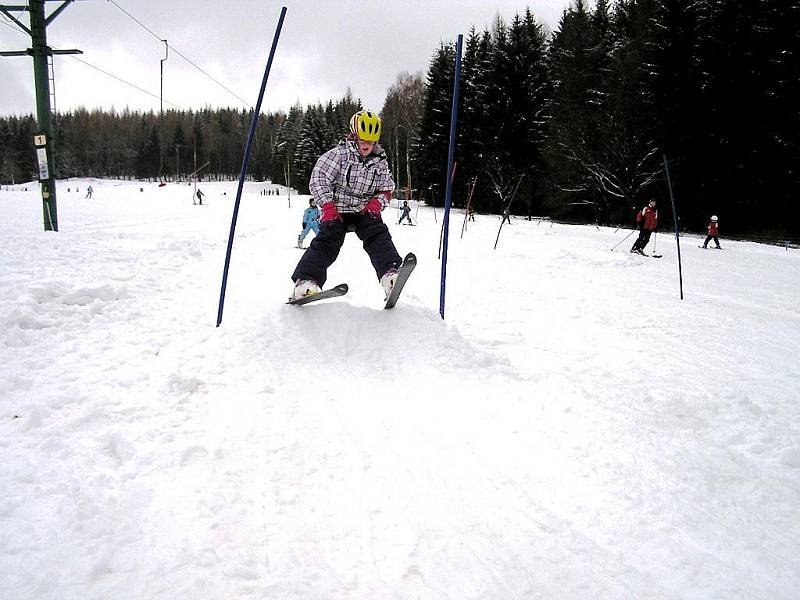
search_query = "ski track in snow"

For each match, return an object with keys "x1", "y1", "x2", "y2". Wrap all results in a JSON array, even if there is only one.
[{"x1": 1, "y1": 179, "x2": 799, "y2": 599}]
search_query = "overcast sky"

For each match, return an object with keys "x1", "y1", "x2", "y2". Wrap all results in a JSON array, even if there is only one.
[{"x1": 0, "y1": 1, "x2": 572, "y2": 117}]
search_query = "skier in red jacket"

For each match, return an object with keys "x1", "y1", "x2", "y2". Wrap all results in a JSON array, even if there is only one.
[
  {"x1": 702, "y1": 215, "x2": 721, "y2": 249},
  {"x1": 631, "y1": 199, "x2": 658, "y2": 255}
]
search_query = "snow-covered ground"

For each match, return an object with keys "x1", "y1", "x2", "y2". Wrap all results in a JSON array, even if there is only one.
[{"x1": 1, "y1": 178, "x2": 799, "y2": 600}]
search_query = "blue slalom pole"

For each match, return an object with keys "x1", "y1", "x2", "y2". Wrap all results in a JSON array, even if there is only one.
[
  {"x1": 439, "y1": 34, "x2": 463, "y2": 320},
  {"x1": 216, "y1": 7, "x2": 287, "y2": 327}
]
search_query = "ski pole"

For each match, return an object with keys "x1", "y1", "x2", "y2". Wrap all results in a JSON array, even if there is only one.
[
  {"x1": 217, "y1": 6, "x2": 287, "y2": 327},
  {"x1": 611, "y1": 228, "x2": 636, "y2": 251}
]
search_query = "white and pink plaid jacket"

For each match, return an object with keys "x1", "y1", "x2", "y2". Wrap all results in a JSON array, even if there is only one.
[{"x1": 309, "y1": 138, "x2": 395, "y2": 213}]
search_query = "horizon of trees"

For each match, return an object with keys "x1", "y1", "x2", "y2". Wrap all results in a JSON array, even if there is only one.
[
  {"x1": 411, "y1": 0, "x2": 798, "y2": 238},
  {"x1": 1, "y1": 1, "x2": 797, "y2": 238}
]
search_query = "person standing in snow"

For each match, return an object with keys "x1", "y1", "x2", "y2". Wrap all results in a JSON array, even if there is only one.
[
  {"x1": 297, "y1": 198, "x2": 321, "y2": 248},
  {"x1": 702, "y1": 215, "x2": 722, "y2": 249},
  {"x1": 85, "y1": 184, "x2": 93, "y2": 199},
  {"x1": 398, "y1": 200, "x2": 413, "y2": 225},
  {"x1": 631, "y1": 199, "x2": 658, "y2": 255},
  {"x1": 195, "y1": 189, "x2": 205, "y2": 205},
  {"x1": 290, "y1": 110, "x2": 403, "y2": 300}
]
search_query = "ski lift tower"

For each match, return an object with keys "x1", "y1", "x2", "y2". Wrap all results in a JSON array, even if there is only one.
[{"x1": 1, "y1": 0, "x2": 82, "y2": 231}]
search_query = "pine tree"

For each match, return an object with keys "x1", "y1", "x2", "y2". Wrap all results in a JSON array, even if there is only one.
[
  {"x1": 504, "y1": 9, "x2": 549, "y2": 217},
  {"x1": 415, "y1": 42, "x2": 456, "y2": 207},
  {"x1": 546, "y1": 0, "x2": 615, "y2": 220},
  {"x1": 645, "y1": 0, "x2": 706, "y2": 227},
  {"x1": 136, "y1": 124, "x2": 160, "y2": 181},
  {"x1": 292, "y1": 105, "x2": 330, "y2": 194},
  {"x1": 696, "y1": 0, "x2": 800, "y2": 236},
  {"x1": 601, "y1": 0, "x2": 662, "y2": 218},
  {"x1": 458, "y1": 28, "x2": 491, "y2": 209},
  {"x1": 270, "y1": 103, "x2": 303, "y2": 188}
]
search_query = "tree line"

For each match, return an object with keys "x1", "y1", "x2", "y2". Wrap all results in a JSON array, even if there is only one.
[
  {"x1": 412, "y1": 0, "x2": 798, "y2": 238},
  {"x1": 1, "y1": 0, "x2": 797, "y2": 237}
]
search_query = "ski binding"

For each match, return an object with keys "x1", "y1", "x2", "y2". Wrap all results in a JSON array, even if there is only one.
[
  {"x1": 384, "y1": 253, "x2": 416, "y2": 309},
  {"x1": 288, "y1": 283, "x2": 348, "y2": 306}
]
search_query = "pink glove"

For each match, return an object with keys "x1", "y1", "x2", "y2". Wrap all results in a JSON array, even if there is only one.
[
  {"x1": 364, "y1": 198, "x2": 383, "y2": 220},
  {"x1": 320, "y1": 202, "x2": 340, "y2": 223}
]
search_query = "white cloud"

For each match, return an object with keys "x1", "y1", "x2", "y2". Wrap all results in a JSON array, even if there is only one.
[{"x1": 1, "y1": 0, "x2": 570, "y2": 116}]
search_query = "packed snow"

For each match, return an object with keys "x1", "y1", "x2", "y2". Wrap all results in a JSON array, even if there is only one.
[{"x1": 1, "y1": 178, "x2": 799, "y2": 600}]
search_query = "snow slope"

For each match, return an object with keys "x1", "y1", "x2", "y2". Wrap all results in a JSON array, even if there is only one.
[{"x1": 1, "y1": 179, "x2": 799, "y2": 599}]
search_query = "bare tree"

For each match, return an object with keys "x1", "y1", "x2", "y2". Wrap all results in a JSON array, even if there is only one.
[
  {"x1": 381, "y1": 72, "x2": 425, "y2": 195},
  {"x1": 556, "y1": 116, "x2": 661, "y2": 219}
]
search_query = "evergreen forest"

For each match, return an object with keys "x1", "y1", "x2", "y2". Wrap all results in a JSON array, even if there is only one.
[{"x1": 1, "y1": 0, "x2": 797, "y2": 238}]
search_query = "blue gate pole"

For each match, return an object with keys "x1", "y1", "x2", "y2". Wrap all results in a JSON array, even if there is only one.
[
  {"x1": 439, "y1": 34, "x2": 463, "y2": 320},
  {"x1": 663, "y1": 154, "x2": 684, "y2": 300},
  {"x1": 216, "y1": 7, "x2": 287, "y2": 327}
]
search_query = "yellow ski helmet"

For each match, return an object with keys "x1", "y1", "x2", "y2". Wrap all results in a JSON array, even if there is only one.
[{"x1": 349, "y1": 110, "x2": 382, "y2": 142}]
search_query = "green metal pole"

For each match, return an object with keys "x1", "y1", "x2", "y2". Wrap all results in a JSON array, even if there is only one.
[{"x1": 30, "y1": 0, "x2": 58, "y2": 231}]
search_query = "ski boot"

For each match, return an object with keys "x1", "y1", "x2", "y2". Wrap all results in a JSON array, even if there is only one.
[
  {"x1": 380, "y1": 269, "x2": 398, "y2": 300},
  {"x1": 292, "y1": 280, "x2": 320, "y2": 300}
]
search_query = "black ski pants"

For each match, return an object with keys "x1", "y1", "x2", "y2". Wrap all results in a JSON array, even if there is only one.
[
  {"x1": 703, "y1": 235, "x2": 720, "y2": 248},
  {"x1": 291, "y1": 212, "x2": 402, "y2": 287},
  {"x1": 632, "y1": 228, "x2": 652, "y2": 251}
]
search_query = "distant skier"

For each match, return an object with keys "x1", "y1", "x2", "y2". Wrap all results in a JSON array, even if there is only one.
[
  {"x1": 468, "y1": 205, "x2": 475, "y2": 221},
  {"x1": 702, "y1": 215, "x2": 722, "y2": 249},
  {"x1": 297, "y1": 198, "x2": 320, "y2": 248},
  {"x1": 195, "y1": 189, "x2": 205, "y2": 205},
  {"x1": 501, "y1": 207, "x2": 511, "y2": 225},
  {"x1": 290, "y1": 110, "x2": 403, "y2": 300},
  {"x1": 631, "y1": 199, "x2": 658, "y2": 255},
  {"x1": 398, "y1": 200, "x2": 413, "y2": 225},
  {"x1": 85, "y1": 184, "x2": 93, "y2": 199}
]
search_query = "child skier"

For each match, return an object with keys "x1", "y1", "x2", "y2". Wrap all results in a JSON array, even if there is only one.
[
  {"x1": 290, "y1": 110, "x2": 403, "y2": 300},
  {"x1": 297, "y1": 198, "x2": 320, "y2": 248},
  {"x1": 398, "y1": 200, "x2": 413, "y2": 225},
  {"x1": 631, "y1": 199, "x2": 658, "y2": 255},
  {"x1": 702, "y1": 215, "x2": 722, "y2": 249}
]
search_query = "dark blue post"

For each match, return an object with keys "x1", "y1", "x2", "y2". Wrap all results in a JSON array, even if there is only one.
[
  {"x1": 663, "y1": 155, "x2": 684, "y2": 300},
  {"x1": 439, "y1": 34, "x2": 463, "y2": 320},
  {"x1": 217, "y1": 7, "x2": 287, "y2": 327}
]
